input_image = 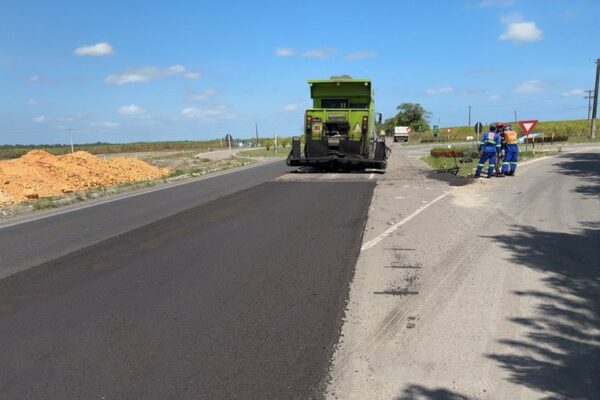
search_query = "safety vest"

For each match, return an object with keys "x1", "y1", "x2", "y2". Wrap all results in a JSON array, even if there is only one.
[
  {"x1": 483, "y1": 132, "x2": 496, "y2": 144},
  {"x1": 504, "y1": 130, "x2": 517, "y2": 144}
]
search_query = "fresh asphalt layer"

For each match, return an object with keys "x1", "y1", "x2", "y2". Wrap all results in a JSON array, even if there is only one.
[
  {"x1": 0, "y1": 160, "x2": 287, "y2": 279},
  {"x1": 0, "y1": 177, "x2": 375, "y2": 399}
]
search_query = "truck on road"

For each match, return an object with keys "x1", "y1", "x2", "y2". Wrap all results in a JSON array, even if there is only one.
[
  {"x1": 287, "y1": 77, "x2": 388, "y2": 171},
  {"x1": 393, "y1": 126, "x2": 410, "y2": 142}
]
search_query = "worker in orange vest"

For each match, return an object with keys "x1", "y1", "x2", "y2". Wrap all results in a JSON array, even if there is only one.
[{"x1": 501, "y1": 125, "x2": 519, "y2": 176}]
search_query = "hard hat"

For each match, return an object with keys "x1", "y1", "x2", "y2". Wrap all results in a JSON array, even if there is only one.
[
  {"x1": 504, "y1": 124, "x2": 512, "y2": 131},
  {"x1": 489, "y1": 123, "x2": 497, "y2": 132}
]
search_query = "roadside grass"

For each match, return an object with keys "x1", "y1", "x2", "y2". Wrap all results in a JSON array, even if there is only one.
[
  {"x1": 423, "y1": 148, "x2": 559, "y2": 177},
  {"x1": 393, "y1": 119, "x2": 600, "y2": 146},
  {"x1": 567, "y1": 135, "x2": 600, "y2": 143},
  {"x1": 148, "y1": 150, "x2": 204, "y2": 159},
  {"x1": 238, "y1": 147, "x2": 290, "y2": 158}
]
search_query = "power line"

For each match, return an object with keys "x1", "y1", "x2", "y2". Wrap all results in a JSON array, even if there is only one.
[{"x1": 467, "y1": 105, "x2": 472, "y2": 126}]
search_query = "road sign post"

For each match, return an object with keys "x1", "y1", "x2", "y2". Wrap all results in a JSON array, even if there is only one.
[
  {"x1": 518, "y1": 120, "x2": 538, "y2": 153},
  {"x1": 474, "y1": 122, "x2": 483, "y2": 143}
]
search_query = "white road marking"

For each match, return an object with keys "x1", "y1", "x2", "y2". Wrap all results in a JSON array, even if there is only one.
[
  {"x1": 369, "y1": 173, "x2": 375, "y2": 180},
  {"x1": 518, "y1": 155, "x2": 553, "y2": 166},
  {"x1": 394, "y1": 196, "x2": 405, "y2": 199},
  {"x1": 361, "y1": 191, "x2": 453, "y2": 251}
]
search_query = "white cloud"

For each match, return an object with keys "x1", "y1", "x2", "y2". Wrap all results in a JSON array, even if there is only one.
[
  {"x1": 283, "y1": 103, "x2": 298, "y2": 112},
  {"x1": 184, "y1": 71, "x2": 201, "y2": 80},
  {"x1": 479, "y1": 0, "x2": 515, "y2": 7},
  {"x1": 302, "y1": 48, "x2": 336, "y2": 59},
  {"x1": 27, "y1": 99, "x2": 39, "y2": 106},
  {"x1": 180, "y1": 105, "x2": 234, "y2": 120},
  {"x1": 191, "y1": 89, "x2": 217, "y2": 101},
  {"x1": 33, "y1": 116, "x2": 46, "y2": 123},
  {"x1": 346, "y1": 50, "x2": 377, "y2": 60},
  {"x1": 91, "y1": 121, "x2": 120, "y2": 128},
  {"x1": 74, "y1": 42, "x2": 114, "y2": 56},
  {"x1": 28, "y1": 74, "x2": 39, "y2": 83},
  {"x1": 105, "y1": 65, "x2": 190, "y2": 84},
  {"x1": 275, "y1": 48, "x2": 295, "y2": 57},
  {"x1": 499, "y1": 21, "x2": 543, "y2": 43},
  {"x1": 426, "y1": 86, "x2": 454, "y2": 95},
  {"x1": 166, "y1": 64, "x2": 185, "y2": 75},
  {"x1": 516, "y1": 79, "x2": 544, "y2": 93},
  {"x1": 562, "y1": 88, "x2": 584, "y2": 97},
  {"x1": 489, "y1": 94, "x2": 501, "y2": 101},
  {"x1": 118, "y1": 104, "x2": 145, "y2": 115}
]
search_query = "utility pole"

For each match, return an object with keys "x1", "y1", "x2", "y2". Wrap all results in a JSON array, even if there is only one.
[
  {"x1": 69, "y1": 128, "x2": 74, "y2": 153},
  {"x1": 468, "y1": 105, "x2": 472, "y2": 126},
  {"x1": 255, "y1": 120, "x2": 259, "y2": 147},
  {"x1": 514, "y1": 109, "x2": 518, "y2": 124},
  {"x1": 591, "y1": 57, "x2": 600, "y2": 139},
  {"x1": 585, "y1": 89, "x2": 594, "y2": 122}
]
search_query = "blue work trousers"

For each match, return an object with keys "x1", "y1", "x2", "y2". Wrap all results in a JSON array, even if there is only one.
[
  {"x1": 502, "y1": 149, "x2": 518, "y2": 175},
  {"x1": 475, "y1": 151, "x2": 497, "y2": 177}
]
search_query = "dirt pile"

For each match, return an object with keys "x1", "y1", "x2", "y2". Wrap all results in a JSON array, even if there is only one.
[{"x1": 0, "y1": 150, "x2": 169, "y2": 206}]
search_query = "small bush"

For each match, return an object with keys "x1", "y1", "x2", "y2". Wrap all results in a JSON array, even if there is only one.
[
  {"x1": 523, "y1": 135, "x2": 568, "y2": 143},
  {"x1": 430, "y1": 146, "x2": 478, "y2": 158}
]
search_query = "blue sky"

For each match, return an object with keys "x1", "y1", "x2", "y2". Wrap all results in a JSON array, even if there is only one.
[{"x1": 1, "y1": 0, "x2": 598, "y2": 144}]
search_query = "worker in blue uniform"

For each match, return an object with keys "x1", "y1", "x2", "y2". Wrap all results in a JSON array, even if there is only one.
[
  {"x1": 474, "y1": 123, "x2": 501, "y2": 178},
  {"x1": 501, "y1": 125, "x2": 519, "y2": 176}
]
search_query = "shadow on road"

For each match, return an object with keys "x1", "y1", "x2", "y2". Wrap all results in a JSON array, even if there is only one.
[
  {"x1": 394, "y1": 384, "x2": 471, "y2": 400},
  {"x1": 486, "y1": 222, "x2": 600, "y2": 399},
  {"x1": 555, "y1": 152, "x2": 600, "y2": 199},
  {"x1": 424, "y1": 169, "x2": 473, "y2": 187}
]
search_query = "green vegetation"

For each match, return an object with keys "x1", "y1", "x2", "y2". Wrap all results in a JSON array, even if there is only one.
[
  {"x1": 0, "y1": 140, "x2": 228, "y2": 160},
  {"x1": 380, "y1": 103, "x2": 431, "y2": 135},
  {"x1": 423, "y1": 156, "x2": 475, "y2": 177},
  {"x1": 407, "y1": 119, "x2": 597, "y2": 143}
]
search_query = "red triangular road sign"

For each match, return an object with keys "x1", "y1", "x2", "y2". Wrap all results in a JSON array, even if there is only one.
[{"x1": 518, "y1": 120, "x2": 539, "y2": 135}]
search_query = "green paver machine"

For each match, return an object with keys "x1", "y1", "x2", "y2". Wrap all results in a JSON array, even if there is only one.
[{"x1": 287, "y1": 77, "x2": 388, "y2": 171}]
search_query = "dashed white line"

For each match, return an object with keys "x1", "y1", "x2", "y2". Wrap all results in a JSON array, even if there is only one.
[{"x1": 361, "y1": 191, "x2": 453, "y2": 251}]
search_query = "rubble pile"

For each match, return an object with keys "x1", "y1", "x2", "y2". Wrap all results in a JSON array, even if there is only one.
[{"x1": 0, "y1": 150, "x2": 169, "y2": 205}]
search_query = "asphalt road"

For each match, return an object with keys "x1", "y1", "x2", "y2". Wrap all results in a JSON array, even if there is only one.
[
  {"x1": 328, "y1": 147, "x2": 600, "y2": 399},
  {"x1": 3, "y1": 144, "x2": 598, "y2": 399},
  {"x1": 0, "y1": 160, "x2": 287, "y2": 279},
  {"x1": 0, "y1": 174, "x2": 375, "y2": 399}
]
